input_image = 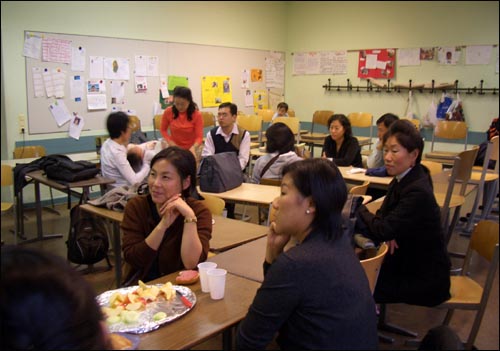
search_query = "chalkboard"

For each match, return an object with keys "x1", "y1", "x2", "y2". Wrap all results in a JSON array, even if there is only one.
[{"x1": 25, "y1": 31, "x2": 285, "y2": 135}]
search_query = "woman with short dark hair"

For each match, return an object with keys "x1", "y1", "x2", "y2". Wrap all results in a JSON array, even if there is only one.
[{"x1": 322, "y1": 114, "x2": 363, "y2": 167}]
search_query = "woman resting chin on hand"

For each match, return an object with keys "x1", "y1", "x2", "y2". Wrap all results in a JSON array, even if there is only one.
[{"x1": 121, "y1": 146, "x2": 212, "y2": 286}]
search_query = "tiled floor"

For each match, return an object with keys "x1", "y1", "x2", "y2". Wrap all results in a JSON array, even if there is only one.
[{"x1": 1, "y1": 202, "x2": 498, "y2": 350}]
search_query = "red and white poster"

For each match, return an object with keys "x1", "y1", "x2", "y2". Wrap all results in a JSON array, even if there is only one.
[{"x1": 358, "y1": 48, "x2": 396, "y2": 79}]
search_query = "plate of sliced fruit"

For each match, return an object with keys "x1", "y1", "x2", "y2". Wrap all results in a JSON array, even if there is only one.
[{"x1": 97, "y1": 280, "x2": 196, "y2": 334}]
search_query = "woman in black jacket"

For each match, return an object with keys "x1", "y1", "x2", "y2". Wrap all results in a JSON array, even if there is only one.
[
  {"x1": 321, "y1": 114, "x2": 363, "y2": 167},
  {"x1": 356, "y1": 119, "x2": 451, "y2": 307}
]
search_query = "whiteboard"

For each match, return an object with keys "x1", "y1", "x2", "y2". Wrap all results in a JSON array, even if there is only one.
[{"x1": 25, "y1": 31, "x2": 285, "y2": 135}]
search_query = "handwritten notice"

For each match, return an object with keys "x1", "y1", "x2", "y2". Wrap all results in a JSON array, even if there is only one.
[{"x1": 42, "y1": 37, "x2": 71, "y2": 64}]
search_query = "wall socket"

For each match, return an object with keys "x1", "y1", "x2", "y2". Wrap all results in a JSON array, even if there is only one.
[{"x1": 18, "y1": 113, "x2": 26, "y2": 134}]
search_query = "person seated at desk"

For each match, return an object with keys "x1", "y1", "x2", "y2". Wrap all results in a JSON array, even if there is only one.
[
  {"x1": 201, "y1": 102, "x2": 250, "y2": 218},
  {"x1": 160, "y1": 86, "x2": 203, "y2": 162},
  {"x1": 236, "y1": 158, "x2": 378, "y2": 350},
  {"x1": 121, "y1": 146, "x2": 212, "y2": 285},
  {"x1": 251, "y1": 122, "x2": 302, "y2": 184},
  {"x1": 355, "y1": 120, "x2": 451, "y2": 307},
  {"x1": 366, "y1": 113, "x2": 399, "y2": 169},
  {"x1": 100, "y1": 111, "x2": 154, "y2": 189},
  {"x1": 1, "y1": 246, "x2": 112, "y2": 350},
  {"x1": 271, "y1": 101, "x2": 289, "y2": 121},
  {"x1": 321, "y1": 114, "x2": 363, "y2": 168}
]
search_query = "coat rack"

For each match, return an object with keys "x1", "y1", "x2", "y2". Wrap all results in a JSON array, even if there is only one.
[{"x1": 322, "y1": 79, "x2": 498, "y2": 95}]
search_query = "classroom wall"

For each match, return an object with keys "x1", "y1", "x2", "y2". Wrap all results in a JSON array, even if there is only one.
[
  {"x1": 285, "y1": 1, "x2": 499, "y2": 133},
  {"x1": 0, "y1": 1, "x2": 288, "y2": 159}
]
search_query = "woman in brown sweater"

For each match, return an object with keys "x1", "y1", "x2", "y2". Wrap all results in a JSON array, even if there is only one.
[{"x1": 121, "y1": 146, "x2": 212, "y2": 285}]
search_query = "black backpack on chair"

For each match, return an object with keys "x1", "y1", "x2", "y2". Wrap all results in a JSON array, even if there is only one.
[{"x1": 66, "y1": 205, "x2": 111, "y2": 268}]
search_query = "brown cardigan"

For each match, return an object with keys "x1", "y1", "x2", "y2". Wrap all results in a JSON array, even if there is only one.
[{"x1": 121, "y1": 194, "x2": 212, "y2": 285}]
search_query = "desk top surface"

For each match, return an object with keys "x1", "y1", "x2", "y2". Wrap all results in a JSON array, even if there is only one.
[
  {"x1": 79, "y1": 204, "x2": 268, "y2": 252},
  {"x1": 198, "y1": 183, "x2": 280, "y2": 205},
  {"x1": 26, "y1": 170, "x2": 114, "y2": 189},
  {"x1": 1, "y1": 151, "x2": 100, "y2": 167},
  {"x1": 131, "y1": 271, "x2": 261, "y2": 350}
]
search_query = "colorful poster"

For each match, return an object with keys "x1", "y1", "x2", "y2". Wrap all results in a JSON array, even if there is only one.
[
  {"x1": 358, "y1": 48, "x2": 395, "y2": 79},
  {"x1": 251, "y1": 68, "x2": 263, "y2": 82},
  {"x1": 253, "y1": 89, "x2": 268, "y2": 113},
  {"x1": 201, "y1": 76, "x2": 233, "y2": 108}
]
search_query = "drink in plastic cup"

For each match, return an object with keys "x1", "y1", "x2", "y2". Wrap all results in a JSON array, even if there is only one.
[
  {"x1": 207, "y1": 268, "x2": 227, "y2": 300},
  {"x1": 197, "y1": 262, "x2": 217, "y2": 293}
]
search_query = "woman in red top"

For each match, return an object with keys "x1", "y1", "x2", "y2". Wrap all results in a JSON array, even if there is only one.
[{"x1": 160, "y1": 86, "x2": 203, "y2": 160}]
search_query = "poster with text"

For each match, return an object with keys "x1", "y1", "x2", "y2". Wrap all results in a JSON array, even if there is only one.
[
  {"x1": 358, "y1": 48, "x2": 395, "y2": 79},
  {"x1": 201, "y1": 76, "x2": 232, "y2": 108}
]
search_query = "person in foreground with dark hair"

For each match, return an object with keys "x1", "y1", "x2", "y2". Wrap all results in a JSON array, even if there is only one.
[
  {"x1": 237, "y1": 158, "x2": 378, "y2": 350},
  {"x1": 1, "y1": 246, "x2": 111, "y2": 350},
  {"x1": 356, "y1": 119, "x2": 451, "y2": 307},
  {"x1": 121, "y1": 146, "x2": 212, "y2": 286}
]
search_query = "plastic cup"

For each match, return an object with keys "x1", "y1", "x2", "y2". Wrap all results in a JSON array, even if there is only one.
[
  {"x1": 197, "y1": 262, "x2": 217, "y2": 293},
  {"x1": 207, "y1": 268, "x2": 227, "y2": 300}
]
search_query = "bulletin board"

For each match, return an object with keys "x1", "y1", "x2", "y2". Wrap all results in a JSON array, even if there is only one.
[{"x1": 24, "y1": 31, "x2": 285, "y2": 135}]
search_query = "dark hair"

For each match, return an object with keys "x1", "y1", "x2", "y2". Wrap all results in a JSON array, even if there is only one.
[
  {"x1": 266, "y1": 122, "x2": 295, "y2": 154},
  {"x1": 106, "y1": 111, "x2": 129, "y2": 139},
  {"x1": 282, "y1": 158, "x2": 347, "y2": 241},
  {"x1": 1, "y1": 246, "x2": 109, "y2": 350},
  {"x1": 127, "y1": 149, "x2": 143, "y2": 173},
  {"x1": 277, "y1": 102, "x2": 288, "y2": 111},
  {"x1": 376, "y1": 113, "x2": 399, "y2": 128},
  {"x1": 219, "y1": 102, "x2": 237, "y2": 116},
  {"x1": 327, "y1": 114, "x2": 353, "y2": 138},
  {"x1": 383, "y1": 119, "x2": 424, "y2": 164},
  {"x1": 172, "y1": 86, "x2": 197, "y2": 121},
  {"x1": 150, "y1": 146, "x2": 200, "y2": 199}
]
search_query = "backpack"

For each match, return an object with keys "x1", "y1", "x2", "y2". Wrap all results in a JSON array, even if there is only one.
[
  {"x1": 42, "y1": 154, "x2": 100, "y2": 183},
  {"x1": 199, "y1": 152, "x2": 244, "y2": 193},
  {"x1": 66, "y1": 205, "x2": 111, "y2": 266}
]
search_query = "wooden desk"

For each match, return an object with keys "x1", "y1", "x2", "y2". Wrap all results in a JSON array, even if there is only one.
[
  {"x1": 338, "y1": 166, "x2": 393, "y2": 189},
  {"x1": 1, "y1": 151, "x2": 100, "y2": 167},
  {"x1": 134, "y1": 271, "x2": 261, "y2": 350},
  {"x1": 209, "y1": 236, "x2": 267, "y2": 283},
  {"x1": 198, "y1": 183, "x2": 281, "y2": 225},
  {"x1": 18, "y1": 171, "x2": 114, "y2": 244},
  {"x1": 79, "y1": 204, "x2": 268, "y2": 287}
]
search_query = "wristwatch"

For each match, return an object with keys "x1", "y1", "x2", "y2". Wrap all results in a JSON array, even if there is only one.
[{"x1": 184, "y1": 217, "x2": 197, "y2": 224}]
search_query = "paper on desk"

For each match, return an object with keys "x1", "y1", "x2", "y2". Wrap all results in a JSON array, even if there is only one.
[{"x1": 346, "y1": 168, "x2": 366, "y2": 174}]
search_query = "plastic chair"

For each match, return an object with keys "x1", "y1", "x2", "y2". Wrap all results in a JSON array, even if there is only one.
[
  {"x1": 1, "y1": 165, "x2": 17, "y2": 244},
  {"x1": 200, "y1": 193, "x2": 225, "y2": 216},
  {"x1": 237, "y1": 114, "x2": 262, "y2": 148},
  {"x1": 437, "y1": 220, "x2": 498, "y2": 350},
  {"x1": 434, "y1": 147, "x2": 478, "y2": 248},
  {"x1": 153, "y1": 114, "x2": 162, "y2": 139},
  {"x1": 13, "y1": 146, "x2": 58, "y2": 214},
  {"x1": 257, "y1": 109, "x2": 274, "y2": 144},
  {"x1": 128, "y1": 115, "x2": 142, "y2": 132},
  {"x1": 272, "y1": 117, "x2": 302, "y2": 145},
  {"x1": 349, "y1": 181, "x2": 370, "y2": 196},
  {"x1": 300, "y1": 110, "x2": 333, "y2": 156},
  {"x1": 402, "y1": 117, "x2": 421, "y2": 130},
  {"x1": 287, "y1": 108, "x2": 296, "y2": 117},
  {"x1": 464, "y1": 136, "x2": 499, "y2": 233},
  {"x1": 425, "y1": 121, "x2": 468, "y2": 161},
  {"x1": 348, "y1": 112, "x2": 374, "y2": 151},
  {"x1": 421, "y1": 160, "x2": 443, "y2": 176}
]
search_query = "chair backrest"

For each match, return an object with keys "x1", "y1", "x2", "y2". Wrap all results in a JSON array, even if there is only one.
[
  {"x1": 201, "y1": 111, "x2": 216, "y2": 128},
  {"x1": 1, "y1": 165, "x2": 13, "y2": 187},
  {"x1": 440, "y1": 147, "x2": 479, "y2": 229},
  {"x1": 273, "y1": 117, "x2": 301, "y2": 143},
  {"x1": 128, "y1": 115, "x2": 141, "y2": 132},
  {"x1": 257, "y1": 109, "x2": 274, "y2": 123},
  {"x1": 402, "y1": 117, "x2": 421, "y2": 130},
  {"x1": 200, "y1": 193, "x2": 226, "y2": 216},
  {"x1": 13, "y1": 145, "x2": 46, "y2": 159},
  {"x1": 421, "y1": 160, "x2": 443, "y2": 176},
  {"x1": 348, "y1": 112, "x2": 373, "y2": 128},
  {"x1": 287, "y1": 109, "x2": 296, "y2": 117},
  {"x1": 349, "y1": 181, "x2": 370, "y2": 195},
  {"x1": 360, "y1": 243, "x2": 388, "y2": 294},
  {"x1": 153, "y1": 114, "x2": 162, "y2": 139},
  {"x1": 431, "y1": 120, "x2": 468, "y2": 151},
  {"x1": 311, "y1": 110, "x2": 334, "y2": 132},
  {"x1": 237, "y1": 114, "x2": 262, "y2": 133}
]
